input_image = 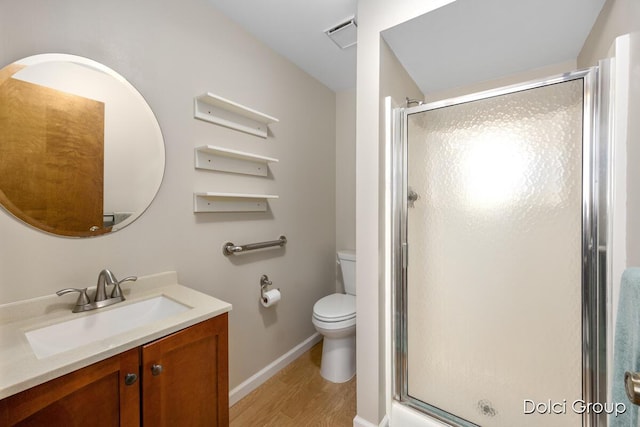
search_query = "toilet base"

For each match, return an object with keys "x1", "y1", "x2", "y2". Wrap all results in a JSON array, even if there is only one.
[{"x1": 320, "y1": 334, "x2": 356, "y2": 383}]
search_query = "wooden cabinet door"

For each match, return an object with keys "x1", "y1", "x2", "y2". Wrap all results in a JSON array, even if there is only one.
[
  {"x1": 141, "y1": 314, "x2": 229, "y2": 427},
  {"x1": 0, "y1": 348, "x2": 140, "y2": 427}
]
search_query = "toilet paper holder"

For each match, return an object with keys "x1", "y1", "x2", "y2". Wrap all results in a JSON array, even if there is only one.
[{"x1": 260, "y1": 274, "x2": 280, "y2": 303}]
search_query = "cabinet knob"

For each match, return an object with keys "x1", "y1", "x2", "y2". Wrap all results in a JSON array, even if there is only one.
[
  {"x1": 124, "y1": 373, "x2": 138, "y2": 385},
  {"x1": 151, "y1": 364, "x2": 163, "y2": 376}
]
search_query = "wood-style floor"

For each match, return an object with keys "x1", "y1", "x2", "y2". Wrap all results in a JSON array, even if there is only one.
[{"x1": 230, "y1": 341, "x2": 357, "y2": 427}]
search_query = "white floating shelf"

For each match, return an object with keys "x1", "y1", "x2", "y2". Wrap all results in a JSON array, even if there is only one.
[
  {"x1": 194, "y1": 192, "x2": 278, "y2": 213},
  {"x1": 194, "y1": 93, "x2": 279, "y2": 139},
  {"x1": 195, "y1": 145, "x2": 278, "y2": 176}
]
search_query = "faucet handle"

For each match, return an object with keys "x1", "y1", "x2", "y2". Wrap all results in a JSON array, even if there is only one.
[
  {"x1": 56, "y1": 288, "x2": 91, "y2": 311},
  {"x1": 110, "y1": 276, "x2": 137, "y2": 299}
]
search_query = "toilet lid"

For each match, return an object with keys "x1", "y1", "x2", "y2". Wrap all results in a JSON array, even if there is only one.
[{"x1": 313, "y1": 293, "x2": 355, "y2": 322}]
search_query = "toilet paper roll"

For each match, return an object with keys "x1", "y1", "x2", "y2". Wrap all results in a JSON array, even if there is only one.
[{"x1": 261, "y1": 289, "x2": 281, "y2": 308}]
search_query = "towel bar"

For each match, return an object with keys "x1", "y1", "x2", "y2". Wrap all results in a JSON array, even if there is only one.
[{"x1": 223, "y1": 235, "x2": 287, "y2": 256}]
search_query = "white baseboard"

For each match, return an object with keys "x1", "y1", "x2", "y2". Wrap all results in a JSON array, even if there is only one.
[
  {"x1": 229, "y1": 332, "x2": 322, "y2": 406},
  {"x1": 353, "y1": 414, "x2": 389, "y2": 427}
]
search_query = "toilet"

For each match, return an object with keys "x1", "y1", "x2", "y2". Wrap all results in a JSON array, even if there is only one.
[{"x1": 312, "y1": 250, "x2": 356, "y2": 383}]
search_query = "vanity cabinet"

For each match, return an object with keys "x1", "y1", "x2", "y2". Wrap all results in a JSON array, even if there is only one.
[
  {"x1": 0, "y1": 314, "x2": 228, "y2": 426},
  {"x1": 141, "y1": 313, "x2": 228, "y2": 426},
  {"x1": 0, "y1": 348, "x2": 140, "y2": 426}
]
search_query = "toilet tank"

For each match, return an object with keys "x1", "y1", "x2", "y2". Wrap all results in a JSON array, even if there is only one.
[{"x1": 337, "y1": 250, "x2": 356, "y2": 295}]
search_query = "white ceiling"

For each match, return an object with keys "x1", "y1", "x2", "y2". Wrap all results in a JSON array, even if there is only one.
[
  {"x1": 382, "y1": 0, "x2": 607, "y2": 95},
  {"x1": 207, "y1": 0, "x2": 606, "y2": 94},
  {"x1": 207, "y1": 0, "x2": 357, "y2": 92}
]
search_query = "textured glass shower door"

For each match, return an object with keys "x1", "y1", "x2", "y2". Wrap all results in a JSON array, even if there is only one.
[{"x1": 397, "y1": 75, "x2": 599, "y2": 427}]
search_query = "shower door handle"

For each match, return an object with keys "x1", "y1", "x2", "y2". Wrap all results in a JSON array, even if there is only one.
[
  {"x1": 408, "y1": 188, "x2": 419, "y2": 208},
  {"x1": 625, "y1": 371, "x2": 640, "y2": 405}
]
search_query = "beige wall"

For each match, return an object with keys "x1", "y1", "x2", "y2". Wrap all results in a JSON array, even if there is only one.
[
  {"x1": 336, "y1": 88, "x2": 357, "y2": 288},
  {"x1": 427, "y1": 60, "x2": 577, "y2": 102},
  {"x1": 624, "y1": 34, "x2": 640, "y2": 267},
  {"x1": 379, "y1": 38, "x2": 424, "y2": 421},
  {"x1": 0, "y1": 0, "x2": 336, "y2": 391},
  {"x1": 380, "y1": 41, "x2": 424, "y2": 109},
  {"x1": 355, "y1": 1, "x2": 452, "y2": 424},
  {"x1": 578, "y1": 0, "x2": 640, "y2": 67},
  {"x1": 579, "y1": 0, "x2": 640, "y2": 267},
  {"x1": 578, "y1": 0, "x2": 640, "y2": 397}
]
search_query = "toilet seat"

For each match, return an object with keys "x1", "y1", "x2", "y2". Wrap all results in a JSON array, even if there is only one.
[{"x1": 312, "y1": 293, "x2": 355, "y2": 323}]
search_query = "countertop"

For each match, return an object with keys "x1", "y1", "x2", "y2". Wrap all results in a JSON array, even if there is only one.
[{"x1": 0, "y1": 271, "x2": 232, "y2": 400}]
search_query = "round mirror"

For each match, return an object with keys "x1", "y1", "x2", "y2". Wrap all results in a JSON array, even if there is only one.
[{"x1": 0, "y1": 54, "x2": 165, "y2": 237}]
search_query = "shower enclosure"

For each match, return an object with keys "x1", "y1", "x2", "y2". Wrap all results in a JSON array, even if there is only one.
[{"x1": 391, "y1": 66, "x2": 611, "y2": 426}]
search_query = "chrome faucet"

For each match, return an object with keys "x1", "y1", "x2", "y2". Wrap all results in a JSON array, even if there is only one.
[
  {"x1": 57, "y1": 269, "x2": 137, "y2": 313},
  {"x1": 95, "y1": 269, "x2": 118, "y2": 302}
]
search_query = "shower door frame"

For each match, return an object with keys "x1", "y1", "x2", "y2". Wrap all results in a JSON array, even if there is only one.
[{"x1": 390, "y1": 66, "x2": 611, "y2": 427}]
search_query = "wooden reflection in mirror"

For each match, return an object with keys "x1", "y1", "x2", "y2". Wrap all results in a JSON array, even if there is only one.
[
  {"x1": 0, "y1": 54, "x2": 165, "y2": 238},
  {"x1": 0, "y1": 64, "x2": 109, "y2": 236}
]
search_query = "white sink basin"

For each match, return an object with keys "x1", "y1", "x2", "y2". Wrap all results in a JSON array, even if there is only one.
[{"x1": 25, "y1": 296, "x2": 190, "y2": 359}]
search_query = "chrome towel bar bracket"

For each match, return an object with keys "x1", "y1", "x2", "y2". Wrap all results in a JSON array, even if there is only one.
[{"x1": 223, "y1": 235, "x2": 287, "y2": 256}]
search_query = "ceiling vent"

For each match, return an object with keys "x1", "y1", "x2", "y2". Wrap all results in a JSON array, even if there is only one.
[{"x1": 325, "y1": 18, "x2": 357, "y2": 49}]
